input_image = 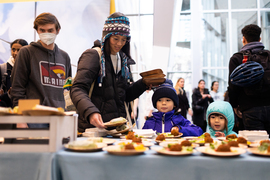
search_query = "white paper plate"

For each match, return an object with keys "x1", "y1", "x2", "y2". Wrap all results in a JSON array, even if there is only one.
[
  {"x1": 197, "y1": 146, "x2": 246, "y2": 157},
  {"x1": 151, "y1": 146, "x2": 194, "y2": 156}
]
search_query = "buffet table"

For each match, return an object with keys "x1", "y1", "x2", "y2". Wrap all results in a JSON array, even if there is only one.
[{"x1": 52, "y1": 139, "x2": 270, "y2": 180}]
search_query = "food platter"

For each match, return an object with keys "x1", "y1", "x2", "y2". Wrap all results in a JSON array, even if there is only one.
[
  {"x1": 103, "y1": 145, "x2": 149, "y2": 155},
  {"x1": 197, "y1": 147, "x2": 246, "y2": 157},
  {"x1": 104, "y1": 119, "x2": 127, "y2": 127},
  {"x1": 64, "y1": 143, "x2": 107, "y2": 152},
  {"x1": 248, "y1": 148, "x2": 270, "y2": 157},
  {"x1": 22, "y1": 109, "x2": 65, "y2": 116},
  {"x1": 151, "y1": 146, "x2": 194, "y2": 156}
]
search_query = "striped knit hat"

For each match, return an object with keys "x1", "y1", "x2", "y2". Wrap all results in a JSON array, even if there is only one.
[{"x1": 98, "y1": 12, "x2": 131, "y2": 87}]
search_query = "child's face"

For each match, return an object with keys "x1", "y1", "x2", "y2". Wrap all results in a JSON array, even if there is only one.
[
  {"x1": 209, "y1": 114, "x2": 226, "y2": 131},
  {"x1": 156, "y1": 97, "x2": 174, "y2": 113}
]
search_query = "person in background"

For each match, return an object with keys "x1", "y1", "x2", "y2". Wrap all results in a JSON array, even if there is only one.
[
  {"x1": 11, "y1": 13, "x2": 72, "y2": 128},
  {"x1": 206, "y1": 101, "x2": 237, "y2": 138},
  {"x1": 143, "y1": 79, "x2": 203, "y2": 137},
  {"x1": 174, "y1": 77, "x2": 192, "y2": 119},
  {"x1": 71, "y1": 12, "x2": 150, "y2": 132},
  {"x1": 0, "y1": 39, "x2": 28, "y2": 107},
  {"x1": 228, "y1": 24, "x2": 270, "y2": 135},
  {"x1": 192, "y1": 79, "x2": 213, "y2": 132},
  {"x1": 210, "y1": 81, "x2": 224, "y2": 101}
]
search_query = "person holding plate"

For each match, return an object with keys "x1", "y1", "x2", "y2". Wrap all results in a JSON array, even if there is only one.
[{"x1": 71, "y1": 12, "x2": 152, "y2": 132}]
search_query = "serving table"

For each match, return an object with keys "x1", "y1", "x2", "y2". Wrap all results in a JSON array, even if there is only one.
[{"x1": 52, "y1": 138, "x2": 270, "y2": 180}]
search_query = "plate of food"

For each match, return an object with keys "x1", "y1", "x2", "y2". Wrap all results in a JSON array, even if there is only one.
[
  {"x1": 106, "y1": 124, "x2": 131, "y2": 135},
  {"x1": 103, "y1": 143, "x2": 149, "y2": 155},
  {"x1": 248, "y1": 148, "x2": 270, "y2": 156},
  {"x1": 87, "y1": 137, "x2": 116, "y2": 145},
  {"x1": 104, "y1": 117, "x2": 127, "y2": 127},
  {"x1": 197, "y1": 145, "x2": 246, "y2": 157},
  {"x1": 22, "y1": 105, "x2": 65, "y2": 116},
  {"x1": 248, "y1": 141, "x2": 270, "y2": 156},
  {"x1": 64, "y1": 140, "x2": 107, "y2": 152},
  {"x1": 160, "y1": 140, "x2": 199, "y2": 149},
  {"x1": 116, "y1": 139, "x2": 154, "y2": 147},
  {"x1": 163, "y1": 132, "x2": 183, "y2": 138},
  {"x1": 151, "y1": 144, "x2": 194, "y2": 156},
  {"x1": 190, "y1": 135, "x2": 217, "y2": 146}
]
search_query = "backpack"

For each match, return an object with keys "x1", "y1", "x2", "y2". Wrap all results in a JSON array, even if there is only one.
[
  {"x1": 63, "y1": 47, "x2": 101, "y2": 111},
  {"x1": 235, "y1": 49, "x2": 270, "y2": 96},
  {"x1": 0, "y1": 63, "x2": 7, "y2": 92}
]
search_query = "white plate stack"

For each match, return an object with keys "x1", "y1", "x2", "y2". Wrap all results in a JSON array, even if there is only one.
[
  {"x1": 83, "y1": 128, "x2": 108, "y2": 137},
  {"x1": 133, "y1": 129, "x2": 156, "y2": 138},
  {"x1": 238, "y1": 130, "x2": 269, "y2": 142}
]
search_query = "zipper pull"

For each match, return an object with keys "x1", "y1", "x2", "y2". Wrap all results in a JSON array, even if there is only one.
[{"x1": 162, "y1": 113, "x2": 165, "y2": 124}]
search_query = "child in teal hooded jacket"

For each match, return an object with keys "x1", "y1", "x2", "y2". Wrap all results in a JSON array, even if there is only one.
[{"x1": 206, "y1": 101, "x2": 237, "y2": 138}]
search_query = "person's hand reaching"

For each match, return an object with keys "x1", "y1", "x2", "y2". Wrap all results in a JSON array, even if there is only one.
[
  {"x1": 89, "y1": 113, "x2": 105, "y2": 128},
  {"x1": 215, "y1": 131, "x2": 225, "y2": 137}
]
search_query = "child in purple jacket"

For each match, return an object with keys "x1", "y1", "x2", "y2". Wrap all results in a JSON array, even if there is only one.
[{"x1": 142, "y1": 80, "x2": 203, "y2": 137}]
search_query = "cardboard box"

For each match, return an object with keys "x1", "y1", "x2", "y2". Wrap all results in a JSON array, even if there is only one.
[{"x1": 0, "y1": 115, "x2": 77, "y2": 152}]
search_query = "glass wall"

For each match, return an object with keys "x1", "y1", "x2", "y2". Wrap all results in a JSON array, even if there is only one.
[
  {"x1": 168, "y1": 0, "x2": 270, "y2": 103},
  {"x1": 116, "y1": 0, "x2": 154, "y2": 81}
]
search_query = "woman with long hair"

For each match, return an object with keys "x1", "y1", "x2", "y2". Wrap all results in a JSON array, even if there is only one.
[
  {"x1": 192, "y1": 79, "x2": 213, "y2": 132},
  {"x1": 71, "y1": 12, "x2": 150, "y2": 132},
  {"x1": 174, "y1": 77, "x2": 192, "y2": 119}
]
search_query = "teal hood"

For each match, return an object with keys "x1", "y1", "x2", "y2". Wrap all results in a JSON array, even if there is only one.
[{"x1": 206, "y1": 101, "x2": 237, "y2": 137}]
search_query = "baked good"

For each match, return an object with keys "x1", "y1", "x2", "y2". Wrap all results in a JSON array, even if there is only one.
[
  {"x1": 216, "y1": 144, "x2": 231, "y2": 152},
  {"x1": 156, "y1": 134, "x2": 165, "y2": 141},
  {"x1": 205, "y1": 137, "x2": 213, "y2": 143},
  {"x1": 124, "y1": 143, "x2": 135, "y2": 150},
  {"x1": 204, "y1": 132, "x2": 211, "y2": 138},
  {"x1": 228, "y1": 141, "x2": 239, "y2": 147},
  {"x1": 226, "y1": 134, "x2": 237, "y2": 140},
  {"x1": 171, "y1": 127, "x2": 180, "y2": 136},
  {"x1": 181, "y1": 140, "x2": 192, "y2": 146},
  {"x1": 132, "y1": 137, "x2": 142, "y2": 143},
  {"x1": 126, "y1": 131, "x2": 135, "y2": 140},
  {"x1": 169, "y1": 144, "x2": 182, "y2": 151},
  {"x1": 237, "y1": 137, "x2": 247, "y2": 144}
]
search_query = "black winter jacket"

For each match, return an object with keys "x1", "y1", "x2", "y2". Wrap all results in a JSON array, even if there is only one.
[
  {"x1": 177, "y1": 88, "x2": 190, "y2": 119},
  {"x1": 71, "y1": 48, "x2": 147, "y2": 132},
  {"x1": 192, "y1": 88, "x2": 213, "y2": 125}
]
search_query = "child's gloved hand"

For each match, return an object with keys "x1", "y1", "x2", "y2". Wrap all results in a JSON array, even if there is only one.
[{"x1": 215, "y1": 131, "x2": 225, "y2": 137}]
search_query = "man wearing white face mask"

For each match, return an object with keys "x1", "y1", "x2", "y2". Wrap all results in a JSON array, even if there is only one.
[{"x1": 11, "y1": 12, "x2": 72, "y2": 128}]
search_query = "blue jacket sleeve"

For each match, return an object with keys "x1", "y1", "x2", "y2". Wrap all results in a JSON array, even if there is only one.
[{"x1": 173, "y1": 115, "x2": 203, "y2": 137}]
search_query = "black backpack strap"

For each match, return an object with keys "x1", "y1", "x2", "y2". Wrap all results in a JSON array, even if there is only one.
[{"x1": 0, "y1": 63, "x2": 7, "y2": 91}]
